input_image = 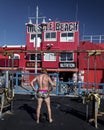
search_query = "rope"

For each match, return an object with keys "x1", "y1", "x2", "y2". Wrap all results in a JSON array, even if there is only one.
[
  {"x1": 5, "y1": 88, "x2": 14, "y2": 102},
  {"x1": 93, "y1": 93, "x2": 101, "y2": 109}
]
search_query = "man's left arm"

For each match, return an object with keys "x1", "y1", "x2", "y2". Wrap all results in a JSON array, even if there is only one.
[
  {"x1": 48, "y1": 76, "x2": 56, "y2": 92},
  {"x1": 30, "y1": 78, "x2": 37, "y2": 91}
]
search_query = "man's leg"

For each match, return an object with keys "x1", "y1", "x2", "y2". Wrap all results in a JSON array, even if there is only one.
[
  {"x1": 36, "y1": 98, "x2": 43, "y2": 123},
  {"x1": 44, "y1": 97, "x2": 53, "y2": 123}
]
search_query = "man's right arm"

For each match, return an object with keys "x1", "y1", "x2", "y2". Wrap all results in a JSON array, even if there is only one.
[{"x1": 48, "y1": 76, "x2": 56, "y2": 92}]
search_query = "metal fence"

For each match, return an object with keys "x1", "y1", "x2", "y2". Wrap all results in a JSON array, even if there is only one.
[
  {"x1": 82, "y1": 35, "x2": 104, "y2": 43},
  {"x1": 13, "y1": 72, "x2": 104, "y2": 96}
]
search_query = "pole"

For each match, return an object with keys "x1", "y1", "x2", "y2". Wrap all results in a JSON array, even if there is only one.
[
  {"x1": 11, "y1": 54, "x2": 14, "y2": 112},
  {"x1": 94, "y1": 55, "x2": 97, "y2": 92},
  {"x1": 87, "y1": 56, "x2": 90, "y2": 92},
  {"x1": 35, "y1": 6, "x2": 38, "y2": 74}
]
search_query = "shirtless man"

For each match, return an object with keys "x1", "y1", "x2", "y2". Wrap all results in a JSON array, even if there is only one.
[{"x1": 30, "y1": 68, "x2": 55, "y2": 124}]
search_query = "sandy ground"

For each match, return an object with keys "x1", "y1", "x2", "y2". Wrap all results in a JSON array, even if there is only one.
[{"x1": 0, "y1": 94, "x2": 104, "y2": 130}]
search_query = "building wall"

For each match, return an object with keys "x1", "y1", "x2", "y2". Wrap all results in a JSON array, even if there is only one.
[
  {"x1": 78, "y1": 41, "x2": 104, "y2": 86},
  {"x1": 0, "y1": 47, "x2": 26, "y2": 70},
  {"x1": 1, "y1": 21, "x2": 104, "y2": 89},
  {"x1": 26, "y1": 21, "x2": 79, "y2": 72}
]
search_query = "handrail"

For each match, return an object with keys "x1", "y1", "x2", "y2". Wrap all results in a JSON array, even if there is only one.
[{"x1": 82, "y1": 35, "x2": 104, "y2": 43}]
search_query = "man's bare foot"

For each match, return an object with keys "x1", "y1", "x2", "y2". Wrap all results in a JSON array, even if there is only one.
[
  {"x1": 36, "y1": 120, "x2": 39, "y2": 124},
  {"x1": 49, "y1": 119, "x2": 53, "y2": 123}
]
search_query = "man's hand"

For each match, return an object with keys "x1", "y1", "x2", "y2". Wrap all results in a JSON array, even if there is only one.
[
  {"x1": 49, "y1": 87, "x2": 53, "y2": 93},
  {"x1": 32, "y1": 86, "x2": 36, "y2": 92}
]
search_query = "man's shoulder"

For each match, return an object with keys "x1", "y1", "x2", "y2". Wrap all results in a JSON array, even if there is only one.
[
  {"x1": 41, "y1": 73, "x2": 48, "y2": 76},
  {"x1": 38, "y1": 73, "x2": 48, "y2": 77}
]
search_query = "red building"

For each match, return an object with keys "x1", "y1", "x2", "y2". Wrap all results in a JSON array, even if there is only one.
[
  {"x1": 78, "y1": 40, "x2": 104, "y2": 88},
  {"x1": 25, "y1": 20, "x2": 79, "y2": 81},
  {"x1": 0, "y1": 15, "x2": 104, "y2": 89},
  {"x1": 0, "y1": 45, "x2": 25, "y2": 71}
]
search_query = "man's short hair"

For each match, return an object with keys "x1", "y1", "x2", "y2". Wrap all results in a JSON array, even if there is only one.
[{"x1": 41, "y1": 68, "x2": 47, "y2": 74}]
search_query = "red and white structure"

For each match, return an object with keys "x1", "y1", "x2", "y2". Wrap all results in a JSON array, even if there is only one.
[
  {"x1": 0, "y1": 6, "x2": 104, "y2": 89},
  {"x1": 25, "y1": 18, "x2": 79, "y2": 80}
]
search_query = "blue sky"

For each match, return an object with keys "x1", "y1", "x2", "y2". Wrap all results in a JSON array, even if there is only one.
[{"x1": 0, "y1": 0, "x2": 104, "y2": 46}]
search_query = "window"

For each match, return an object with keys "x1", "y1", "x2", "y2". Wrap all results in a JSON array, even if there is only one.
[
  {"x1": 60, "y1": 53, "x2": 73, "y2": 62},
  {"x1": 44, "y1": 53, "x2": 56, "y2": 61},
  {"x1": 28, "y1": 26, "x2": 35, "y2": 33},
  {"x1": 30, "y1": 33, "x2": 42, "y2": 47},
  {"x1": 60, "y1": 32, "x2": 74, "y2": 42},
  {"x1": 44, "y1": 32, "x2": 56, "y2": 41},
  {"x1": 29, "y1": 54, "x2": 41, "y2": 61},
  {"x1": 30, "y1": 34, "x2": 42, "y2": 41}
]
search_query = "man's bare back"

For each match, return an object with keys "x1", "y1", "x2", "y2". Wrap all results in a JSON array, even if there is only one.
[
  {"x1": 31, "y1": 73, "x2": 55, "y2": 92},
  {"x1": 36, "y1": 74, "x2": 54, "y2": 90}
]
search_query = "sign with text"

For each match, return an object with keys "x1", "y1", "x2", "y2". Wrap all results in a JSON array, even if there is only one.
[
  {"x1": 43, "y1": 22, "x2": 78, "y2": 32},
  {"x1": 27, "y1": 21, "x2": 78, "y2": 33},
  {"x1": 59, "y1": 62, "x2": 76, "y2": 68},
  {"x1": 26, "y1": 62, "x2": 41, "y2": 68}
]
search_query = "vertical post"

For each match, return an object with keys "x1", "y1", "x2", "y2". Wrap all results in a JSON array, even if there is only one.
[
  {"x1": 86, "y1": 103, "x2": 89, "y2": 121},
  {"x1": 35, "y1": 6, "x2": 38, "y2": 74},
  {"x1": 11, "y1": 53, "x2": 14, "y2": 112},
  {"x1": 91, "y1": 35, "x2": 93, "y2": 42},
  {"x1": 11, "y1": 54, "x2": 14, "y2": 98},
  {"x1": 94, "y1": 54, "x2": 96, "y2": 92},
  {"x1": 99, "y1": 35, "x2": 101, "y2": 43},
  {"x1": 87, "y1": 55, "x2": 90, "y2": 92},
  {"x1": 95, "y1": 99, "x2": 98, "y2": 128},
  {"x1": 5, "y1": 71, "x2": 9, "y2": 88}
]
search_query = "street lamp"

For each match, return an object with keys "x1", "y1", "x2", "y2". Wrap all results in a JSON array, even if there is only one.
[
  {"x1": 26, "y1": 6, "x2": 46, "y2": 74},
  {"x1": 35, "y1": 6, "x2": 38, "y2": 74}
]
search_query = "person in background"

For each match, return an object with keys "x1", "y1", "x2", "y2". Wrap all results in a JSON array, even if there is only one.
[
  {"x1": 67, "y1": 77, "x2": 74, "y2": 94},
  {"x1": 30, "y1": 68, "x2": 56, "y2": 124}
]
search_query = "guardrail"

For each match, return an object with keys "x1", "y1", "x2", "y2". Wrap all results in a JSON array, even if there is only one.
[
  {"x1": 82, "y1": 35, "x2": 104, "y2": 43},
  {"x1": 13, "y1": 72, "x2": 104, "y2": 96}
]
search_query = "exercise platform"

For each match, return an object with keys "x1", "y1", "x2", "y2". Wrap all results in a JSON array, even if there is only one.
[{"x1": 0, "y1": 94, "x2": 104, "y2": 130}]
